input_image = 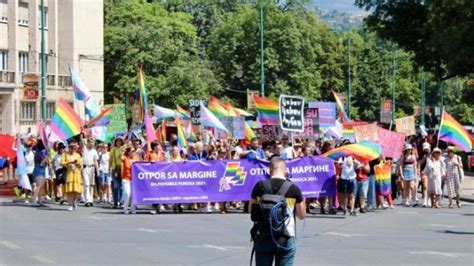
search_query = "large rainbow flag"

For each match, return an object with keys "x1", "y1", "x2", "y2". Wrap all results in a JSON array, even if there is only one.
[
  {"x1": 374, "y1": 161, "x2": 392, "y2": 196},
  {"x1": 200, "y1": 102, "x2": 228, "y2": 132},
  {"x1": 208, "y1": 96, "x2": 228, "y2": 117},
  {"x1": 50, "y1": 98, "x2": 83, "y2": 141},
  {"x1": 332, "y1": 89, "x2": 350, "y2": 122},
  {"x1": 322, "y1": 141, "x2": 382, "y2": 162},
  {"x1": 253, "y1": 95, "x2": 279, "y2": 125},
  {"x1": 137, "y1": 65, "x2": 148, "y2": 124},
  {"x1": 176, "y1": 105, "x2": 191, "y2": 119},
  {"x1": 86, "y1": 106, "x2": 113, "y2": 128},
  {"x1": 438, "y1": 110, "x2": 472, "y2": 152}
]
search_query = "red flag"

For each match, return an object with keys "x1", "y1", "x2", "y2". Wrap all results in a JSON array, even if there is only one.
[{"x1": 0, "y1": 134, "x2": 16, "y2": 160}]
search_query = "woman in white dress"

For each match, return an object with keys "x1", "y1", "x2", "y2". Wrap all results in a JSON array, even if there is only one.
[
  {"x1": 423, "y1": 147, "x2": 446, "y2": 208},
  {"x1": 444, "y1": 146, "x2": 463, "y2": 208}
]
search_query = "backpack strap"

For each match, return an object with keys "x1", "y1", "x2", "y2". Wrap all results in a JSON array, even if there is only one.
[{"x1": 276, "y1": 180, "x2": 292, "y2": 197}]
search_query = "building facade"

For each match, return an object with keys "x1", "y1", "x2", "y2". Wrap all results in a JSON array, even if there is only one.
[{"x1": 0, "y1": 0, "x2": 103, "y2": 134}]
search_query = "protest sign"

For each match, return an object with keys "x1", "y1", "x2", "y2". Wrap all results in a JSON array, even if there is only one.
[
  {"x1": 188, "y1": 99, "x2": 208, "y2": 125},
  {"x1": 104, "y1": 104, "x2": 128, "y2": 141},
  {"x1": 257, "y1": 125, "x2": 280, "y2": 142},
  {"x1": 376, "y1": 127, "x2": 405, "y2": 159},
  {"x1": 307, "y1": 102, "x2": 336, "y2": 128},
  {"x1": 292, "y1": 108, "x2": 320, "y2": 139},
  {"x1": 395, "y1": 115, "x2": 416, "y2": 136},
  {"x1": 279, "y1": 95, "x2": 305, "y2": 132},
  {"x1": 132, "y1": 156, "x2": 336, "y2": 204},
  {"x1": 354, "y1": 124, "x2": 379, "y2": 142}
]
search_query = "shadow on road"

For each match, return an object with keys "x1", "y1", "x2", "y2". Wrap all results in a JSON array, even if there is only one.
[{"x1": 439, "y1": 230, "x2": 474, "y2": 235}]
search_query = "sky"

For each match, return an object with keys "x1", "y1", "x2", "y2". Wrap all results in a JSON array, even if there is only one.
[{"x1": 312, "y1": 0, "x2": 369, "y2": 16}]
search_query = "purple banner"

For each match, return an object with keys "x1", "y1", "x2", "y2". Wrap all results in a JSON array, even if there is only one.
[{"x1": 132, "y1": 157, "x2": 336, "y2": 204}]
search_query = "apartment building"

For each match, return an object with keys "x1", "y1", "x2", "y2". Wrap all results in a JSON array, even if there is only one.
[{"x1": 0, "y1": 0, "x2": 103, "y2": 134}]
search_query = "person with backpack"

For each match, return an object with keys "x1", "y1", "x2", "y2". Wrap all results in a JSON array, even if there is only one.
[{"x1": 249, "y1": 157, "x2": 305, "y2": 266}]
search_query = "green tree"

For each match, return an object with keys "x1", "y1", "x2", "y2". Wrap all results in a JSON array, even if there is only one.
[{"x1": 104, "y1": 0, "x2": 221, "y2": 107}]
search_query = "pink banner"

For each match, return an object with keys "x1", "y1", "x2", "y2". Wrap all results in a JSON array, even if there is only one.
[{"x1": 376, "y1": 127, "x2": 405, "y2": 159}]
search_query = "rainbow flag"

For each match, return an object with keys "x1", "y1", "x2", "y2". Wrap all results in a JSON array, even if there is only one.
[
  {"x1": 200, "y1": 102, "x2": 228, "y2": 132},
  {"x1": 374, "y1": 161, "x2": 392, "y2": 196},
  {"x1": 86, "y1": 106, "x2": 113, "y2": 128},
  {"x1": 245, "y1": 123, "x2": 256, "y2": 142},
  {"x1": 226, "y1": 102, "x2": 238, "y2": 117},
  {"x1": 253, "y1": 95, "x2": 279, "y2": 125},
  {"x1": 439, "y1": 110, "x2": 472, "y2": 152},
  {"x1": 175, "y1": 113, "x2": 188, "y2": 149},
  {"x1": 224, "y1": 162, "x2": 247, "y2": 185},
  {"x1": 176, "y1": 105, "x2": 191, "y2": 119},
  {"x1": 332, "y1": 89, "x2": 350, "y2": 122},
  {"x1": 208, "y1": 96, "x2": 228, "y2": 117},
  {"x1": 50, "y1": 98, "x2": 83, "y2": 141},
  {"x1": 235, "y1": 107, "x2": 252, "y2": 117},
  {"x1": 69, "y1": 64, "x2": 91, "y2": 101},
  {"x1": 137, "y1": 65, "x2": 148, "y2": 124},
  {"x1": 322, "y1": 141, "x2": 382, "y2": 162}
]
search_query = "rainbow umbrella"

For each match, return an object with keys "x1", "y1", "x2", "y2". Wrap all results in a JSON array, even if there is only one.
[{"x1": 322, "y1": 141, "x2": 382, "y2": 162}]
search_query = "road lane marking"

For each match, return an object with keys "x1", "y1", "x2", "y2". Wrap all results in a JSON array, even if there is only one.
[
  {"x1": 89, "y1": 216, "x2": 116, "y2": 220},
  {"x1": 410, "y1": 250, "x2": 470, "y2": 258},
  {"x1": 136, "y1": 228, "x2": 172, "y2": 233},
  {"x1": 0, "y1": 240, "x2": 20, "y2": 249},
  {"x1": 32, "y1": 255, "x2": 54, "y2": 264},
  {"x1": 325, "y1": 232, "x2": 368, "y2": 238},
  {"x1": 188, "y1": 244, "x2": 245, "y2": 251},
  {"x1": 396, "y1": 211, "x2": 418, "y2": 214},
  {"x1": 437, "y1": 213, "x2": 459, "y2": 216},
  {"x1": 428, "y1": 224, "x2": 455, "y2": 228}
]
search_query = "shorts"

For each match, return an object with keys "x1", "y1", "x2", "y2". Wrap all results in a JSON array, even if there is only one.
[
  {"x1": 99, "y1": 172, "x2": 112, "y2": 185},
  {"x1": 403, "y1": 167, "x2": 415, "y2": 181},
  {"x1": 33, "y1": 166, "x2": 46, "y2": 178},
  {"x1": 28, "y1": 173, "x2": 35, "y2": 185},
  {"x1": 355, "y1": 179, "x2": 369, "y2": 198},
  {"x1": 338, "y1": 179, "x2": 355, "y2": 194},
  {"x1": 0, "y1": 158, "x2": 8, "y2": 169},
  {"x1": 55, "y1": 168, "x2": 67, "y2": 185}
]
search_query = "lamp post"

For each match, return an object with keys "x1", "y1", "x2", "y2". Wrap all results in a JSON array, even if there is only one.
[
  {"x1": 421, "y1": 72, "x2": 426, "y2": 126},
  {"x1": 40, "y1": 0, "x2": 46, "y2": 121},
  {"x1": 347, "y1": 32, "x2": 351, "y2": 119},
  {"x1": 259, "y1": 0, "x2": 265, "y2": 97},
  {"x1": 391, "y1": 47, "x2": 397, "y2": 123}
]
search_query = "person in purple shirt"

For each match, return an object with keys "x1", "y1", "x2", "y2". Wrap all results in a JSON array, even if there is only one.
[{"x1": 240, "y1": 138, "x2": 266, "y2": 160}]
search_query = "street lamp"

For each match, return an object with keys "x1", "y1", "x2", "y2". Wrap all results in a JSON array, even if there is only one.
[
  {"x1": 347, "y1": 31, "x2": 351, "y2": 120},
  {"x1": 259, "y1": 0, "x2": 265, "y2": 97},
  {"x1": 391, "y1": 47, "x2": 397, "y2": 123}
]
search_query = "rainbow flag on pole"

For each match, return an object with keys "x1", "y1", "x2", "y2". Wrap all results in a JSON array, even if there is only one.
[
  {"x1": 137, "y1": 65, "x2": 148, "y2": 124},
  {"x1": 253, "y1": 95, "x2": 279, "y2": 125},
  {"x1": 50, "y1": 98, "x2": 83, "y2": 141},
  {"x1": 322, "y1": 141, "x2": 382, "y2": 162},
  {"x1": 438, "y1": 110, "x2": 472, "y2": 152},
  {"x1": 86, "y1": 106, "x2": 113, "y2": 128},
  {"x1": 175, "y1": 113, "x2": 188, "y2": 149},
  {"x1": 200, "y1": 102, "x2": 228, "y2": 132},
  {"x1": 208, "y1": 96, "x2": 228, "y2": 117},
  {"x1": 332, "y1": 89, "x2": 350, "y2": 122},
  {"x1": 176, "y1": 105, "x2": 191, "y2": 119}
]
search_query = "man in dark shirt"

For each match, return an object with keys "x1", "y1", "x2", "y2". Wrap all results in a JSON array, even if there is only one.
[{"x1": 249, "y1": 158, "x2": 305, "y2": 265}]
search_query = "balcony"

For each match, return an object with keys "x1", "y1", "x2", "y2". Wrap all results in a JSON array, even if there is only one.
[{"x1": 0, "y1": 71, "x2": 16, "y2": 84}]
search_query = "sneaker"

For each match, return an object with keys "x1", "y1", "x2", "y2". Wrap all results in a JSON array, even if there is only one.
[
  {"x1": 150, "y1": 210, "x2": 157, "y2": 215},
  {"x1": 329, "y1": 208, "x2": 337, "y2": 215},
  {"x1": 45, "y1": 195, "x2": 51, "y2": 201},
  {"x1": 320, "y1": 207, "x2": 326, "y2": 215},
  {"x1": 310, "y1": 203, "x2": 318, "y2": 209},
  {"x1": 73, "y1": 202, "x2": 77, "y2": 210},
  {"x1": 213, "y1": 203, "x2": 220, "y2": 211},
  {"x1": 343, "y1": 209, "x2": 348, "y2": 215},
  {"x1": 159, "y1": 205, "x2": 166, "y2": 212},
  {"x1": 24, "y1": 200, "x2": 30, "y2": 204},
  {"x1": 123, "y1": 210, "x2": 130, "y2": 215},
  {"x1": 360, "y1": 208, "x2": 366, "y2": 214},
  {"x1": 131, "y1": 210, "x2": 137, "y2": 215},
  {"x1": 412, "y1": 202, "x2": 418, "y2": 207},
  {"x1": 405, "y1": 201, "x2": 410, "y2": 207},
  {"x1": 13, "y1": 187, "x2": 22, "y2": 197},
  {"x1": 205, "y1": 206, "x2": 212, "y2": 213},
  {"x1": 350, "y1": 211, "x2": 358, "y2": 216},
  {"x1": 68, "y1": 206, "x2": 74, "y2": 211}
]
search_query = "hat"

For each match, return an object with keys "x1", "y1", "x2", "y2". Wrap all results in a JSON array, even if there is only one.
[
  {"x1": 404, "y1": 144, "x2": 413, "y2": 150},
  {"x1": 422, "y1": 142, "x2": 431, "y2": 151},
  {"x1": 447, "y1": 146, "x2": 455, "y2": 152},
  {"x1": 433, "y1": 147, "x2": 442, "y2": 153}
]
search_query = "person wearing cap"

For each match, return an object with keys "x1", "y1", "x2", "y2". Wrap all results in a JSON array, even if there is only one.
[
  {"x1": 62, "y1": 142, "x2": 83, "y2": 211},
  {"x1": 444, "y1": 146, "x2": 463, "y2": 208},
  {"x1": 398, "y1": 143, "x2": 418, "y2": 207},
  {"x1": 423, "y1": 147, "x2": 446, "y2": 208},
  {"x1": 418, "y1": 142, "x2": 431, "y2": 207}
]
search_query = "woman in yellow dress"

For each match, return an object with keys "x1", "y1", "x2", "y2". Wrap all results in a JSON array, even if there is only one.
[{"x1": 61, "y1": 142, "x2": 83, "y2": 211}]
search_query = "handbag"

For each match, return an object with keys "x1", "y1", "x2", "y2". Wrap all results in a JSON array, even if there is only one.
[{"x1": 456, "y1": 155, "x2": 465, "y2": 183}]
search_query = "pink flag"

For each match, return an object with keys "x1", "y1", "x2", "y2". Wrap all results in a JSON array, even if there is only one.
[
  {"x1": 145, "y1": 111, "x2": 157, "y2": 144},
  {"x1": 38, "y1": 120, "x2": 49, "y2": 148}
]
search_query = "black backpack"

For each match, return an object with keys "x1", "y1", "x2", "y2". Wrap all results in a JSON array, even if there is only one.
[{"x1": 251, "y1": 179, "x2": 293, "y2": 240}]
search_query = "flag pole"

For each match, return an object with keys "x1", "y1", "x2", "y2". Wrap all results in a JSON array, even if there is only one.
[{"x1": 436, "y1": 107, "x2": 445, "y2": 148}]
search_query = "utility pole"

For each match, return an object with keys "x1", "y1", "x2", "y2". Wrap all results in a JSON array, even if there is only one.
[
  {"x1": 440, "y1": 80, "x2": 444, "y2": 112},
  {"x1": 391, "y1": 47, "x2": 397, "y2": 123},
  {"x1": 421, "y1": 72, "x2": 426, "y2": 126},
  {"x1": 40, "y1": 0, "x2": 47, "y2": 121},
  {"x1": 347, "y1": 32, "x2": 351, "y2": 120},
  {"x1": 259, "y1": 0, "x2": 265, "y2": 97}
]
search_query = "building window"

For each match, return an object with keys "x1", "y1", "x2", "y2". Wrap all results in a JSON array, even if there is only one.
[
  {"x1": 38, "y1": 6, "x2": 47, "y2": 29},
  {"x1": 18, "y1": 2, "x2": 29, "y2": 25},
  {"x1": 46, "y1": 101, "x2": 55, "y2": 121},
  {"x1": 0, "y1": 0, "x2": 7, "y2": 22},
  {"x1": 0, "y1": 50, "x2": 7, "y2": 71},
  {"x1": 19, "y1": 52, "x2": 28, "y2": 73},
  {"x1": 20, "y1": 101, "x2": 37, "y2": 123}
]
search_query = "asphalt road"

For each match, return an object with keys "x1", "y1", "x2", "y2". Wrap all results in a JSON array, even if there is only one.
[{"x1": 0, "y1": 200, "x2": 473, "y2": 265}]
